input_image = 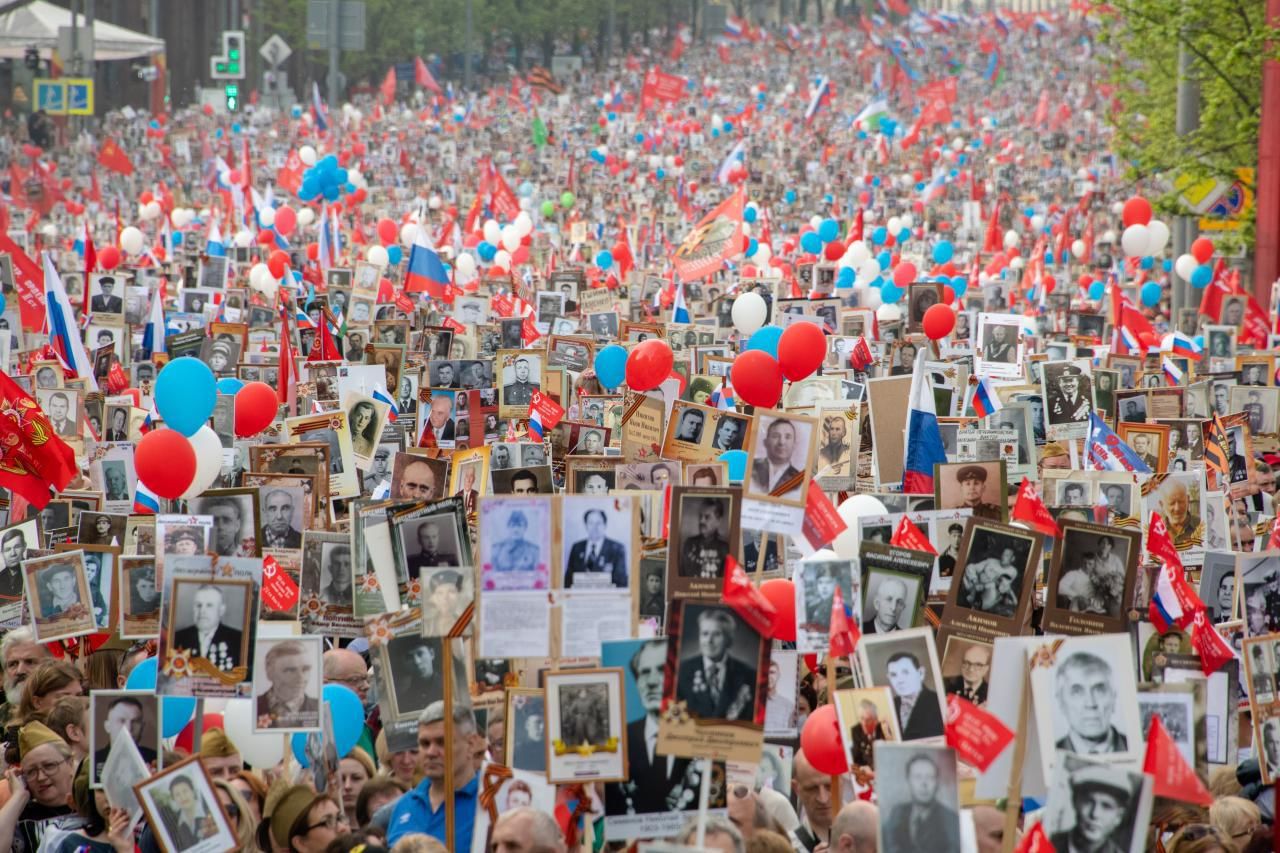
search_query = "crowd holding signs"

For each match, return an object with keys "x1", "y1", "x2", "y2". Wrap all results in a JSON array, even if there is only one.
[{"x1": 0, "y1": 3, "x2": 1276, "y2": 853}]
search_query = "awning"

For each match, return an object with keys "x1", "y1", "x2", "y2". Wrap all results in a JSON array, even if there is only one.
[{"x1": 0, "y1": 0, "x2": 164, "y2": 62}]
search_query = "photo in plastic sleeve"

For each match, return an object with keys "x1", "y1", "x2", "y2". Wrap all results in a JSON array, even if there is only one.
[
  {"x1": 544, "y1": 668, "x2": 627, "y2": 783},
  {"x1": 133, "y1": 756, "x2": 238, "y2": 853},
  {"x1": 873, "y1": 742, "x2": 961, "y2": 853},
  {"x1": 854, "y1": 626, "x2": 947, "y2": 742}
]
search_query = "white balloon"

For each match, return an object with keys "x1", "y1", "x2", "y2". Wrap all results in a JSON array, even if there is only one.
[
  {"x1": 754, "y1": 243, "x2": 772, "y2": 266},
  {"x1": 120, "y1": 226, "x2": 145, "y2": 255},
  {"x1": 1100, "y1": 229, "x2": 1116, "y2": 245},
  {"x1": 1071, "y1": 239, "x2": 1086, "y2": 259},
  {"x1": 731, "y1": 292, "x2": 768, "y2": 336},
  {"x1": 249, "y1": 262, "x2": 272, "y2": 288},
  {"x1": 221, "y1": 699, "x2": 286, "y2": 768},
  {"x1": 1030, "y1": 214, "x2": 1045, "y2": 232},
  {"x1": 455, "y1": 253, "x2": 477, "y2": 277},
  {"x1": 861, "y1": 284, "x2": 883, "y2": 310},
  {"x1": 877, "y1": 303, "x2": 903, "y2": 325},
  {"x1": 514, "y1": 211, "x2": 534, "y2": 237},
  {"x1": 297, "y1": 208, "x2": 316, "y2": 227},
  {"x1": 298, "y1": 145, "x2": 317, "y2": 166},
  {"x1": 141, "y1": 201, "x2": 162, "y2": 221},
  {"x1": 40, "y1": 223, "x2": 57, "y2": 240},
  {"x1": 887, "y1": 216, "x2": 902, "y2": 235},
  {"x1": 900, "y1": 214, "x2": 915, "y2": 229},
  {"x1": 845, "y1": 241, "x2": 871, "y2": 268},
  {"x1": 1110, "y1": 200, "x2": 1124, "y2": 216},
  {"x1": 1003, "y1": 229, "x2": 1019, "y2": 249},
  {"x1": 428, "y1": 194, "x2": 443, "y2": 210},
  {"x1": 831, "y1": 494, "x2": 889, "y2": 558},
  {"x1": 1145, "y1": 220, "x2": 1170, "y2": 256},
  {"x1": 1121, "y1": 224, "x2": 1150, "y2": 258},
  {"x1": 1174, "y1": 253, "x2": 1198, "y2": 282},
  {"x1": 857, "y1": 258, "x2": 881, "y2": 284},
  {"x1": 233, "y1": 229, "x2": 254, "y2": 249},
  {"x1": 800, "y1": 549, "x2": 839, "y2": 562},
  {"x1": 483, "y1": 220, "x2": 501, "y2": 245},
  {"x1": 181, "y1": 427, "x2": 224, "y2": 499},
  {"x1": 258, "y1": 206, "x2": 276, "y2": 227},
  {"x1": 366, "y1": 245, "x2": 389, "y2": 266},
  {"x1": 1009, "y1": 256, "x2": 1025, "y2": 270},
  {"x1": 494, "y1": 250, "x2": 512, "y2": 271},
  {"x1": 400, "y1": 222, "x2": 421, "y2": 246},
  {"x1": 501, "y1": 225, "x2": 521, "y2": 253}
]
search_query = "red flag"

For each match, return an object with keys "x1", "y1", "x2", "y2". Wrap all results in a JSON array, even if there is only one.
[
  {"x1": 1011, "y1": 477, "x2": 1061, "y2": 537},
  {"x1": 1146, "y1": 512, "x2": 1184, "y2": 573},
  {"x1": 1196, "y1": 259, "x2": 1230, "y2": 320},
  {"x1": 96, "y1": 139, "x2": 135, "y2": 176},
  {"x1": 529, "y1": 389, "x2": 566, "y2": 431},
  {"x1": 673, "y1": 188, "x2": 745, "y2": 282},
  {"x1": 828, "y1": 585, "x2": 860, "y2": 658},
  {"x1": 306, "y1": 316, "x2": 342, "y2": 362},
  {"x1": 944, "y1": 694, "x2": 1015, "y2": 772},
  {"x1": 1189, "y1": 610, "x2": 1236, "y2": 676},
  {"x1": 82, "y1": 222, "x2": 96, "y2": 317},
  {"x1": 0, "y1": 231, "x2": 46, "y2": 332},
  {"x1": 890, "y1": 516, "x2": 937, "y2": 554},
  {"x1": 983, "y1": 199, "x2": 1003, "y2": 253},
  {"x1": 0, "y1": 371, "x2": 78, "y2": 508},
  {"x1": 278, "y1": 302, "x2": 295, "y2": 414},
  {"x1": 1015, "y1": 822, "x2": 1054, "y2": 853},
  {"x1": 722, "y1": 555, "x2": 779, "y2": 637},
  {"x1": 414, "y1": 56, "x2": 442, "y2": 93},
  {"x1": 380, "y1": 67, "x2": 397, "y2": 105},
  {"x1": 277, "y1": 149, "x2": 304, "y2": 195},
  {"x1": 641, "y1": 67, "x2": 687, "y2": 108},
  {"x1": 1142, "y1": 714, "x2": 1213, "y2": 805},
  {"x1": 850, "y1": 337, "x2": 874, "y2": 370}
]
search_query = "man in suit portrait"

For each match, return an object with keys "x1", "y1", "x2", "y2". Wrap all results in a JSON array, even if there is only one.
[
  {"x1": 1054, "y1": 651, "x2": 1127, "y2": 754},
  {"x1": 172, "y1": 584, "x2": 244, "y2": 672},
  {"x1": 406, "y1": 520, "x2": 459, "y2": 579},
  {"x1": 1130, "y1": 433, "x2": 1160, "y2": 471},
  {"x1": 750, "y1": 418, "x2": 804, "y2": 500},
  {"x1": 1049, "y1": 767, "x2": 1133, "y2": 853},
  {"x1": 564, "y1": 508, "x2": 627, "y2": 589},
  {"x1": 256, "y1": 640, "x2": 319, "y2": 729},
  {"x1": 848, "y1": 699, "x2": 889, "y2": 770},
  {"x1": 676, "y1": 607, "x2": 756, "y2": 721},
  {"x1": 863, "y1": 577, "x2": 908, "y2": 634},
  {"x1": 160, "y1": 774, "x2": 218, "y2": 848},
  {"x1": 46, "y1": 392, "x2": 75, "y2": 437},
  {"x1": 321, "y1": 545, "x2": 353, "y2": 606},
  {"x1": 883, "y1": 753, "x2": 959, "y2": 851},
  {"x1": 0, "y1": 528, "x2": 27, "y2": 601},
  {"x1": 942, "y1": 644, "x2": 991, "y2": 706},
  {"x1": 92, "y1": 695, "x2": 157, "y2": 782},
  {"x1": 261, "y1": 490, "x2": 303, "y2": 550},
  {"x1": 886, "y1": 650, "x2": 943, "y2": 739},
  {"x1": 91, "y1": 276, "x2": 123, "y2": 314}
]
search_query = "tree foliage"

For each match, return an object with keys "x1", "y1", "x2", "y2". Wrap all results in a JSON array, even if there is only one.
[{"x1": 1098, "y1": 0, "x2": 1277, "y2": 246}]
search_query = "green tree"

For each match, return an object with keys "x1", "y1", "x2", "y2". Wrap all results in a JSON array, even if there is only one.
[{"x1": 1098, "y1": 0, "x2": 1278, "y2": 248}]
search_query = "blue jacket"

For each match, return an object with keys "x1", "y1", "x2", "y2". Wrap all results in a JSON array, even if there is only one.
[{"x1": 387, "y1": 771, "x2": 481, "y2": 849}]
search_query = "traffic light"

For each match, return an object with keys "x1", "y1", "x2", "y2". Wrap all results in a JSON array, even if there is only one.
[
  {"x1": 210, "y1": 30, "x2": 246, "y2": 80},
  {"x1": 24, "y1": 47, "x2": 39, "y2": 71},
  {"x1": 225, "y1": 83, "x2": 239, "y2": 112}
]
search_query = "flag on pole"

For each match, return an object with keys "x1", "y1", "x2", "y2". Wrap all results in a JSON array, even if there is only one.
[
  {"x1": 672, "y1": 279, "x2": 690, "y2": 323},
  {"x1": 1086, "y1": 413, "x2": 1152, "y2": 473},
  {"x1": 43, "y1": 254, "x2": 98, "y2": 391},
  {"x1": 404, "y1": 237, "x2": 451, "y2": 298},
  {"x1": 372, "y1": 385, "x2": 400, "y2": 423},
  {"x1": 971, "y1": 376, "x2": 1003, "y2": 418},
  {"x1": 312, "y1": 82, "x2": 329, "y2": 132},
  {"x1": 0, "y1": 371, "x2": 78, "y2": 509},
  {"x1": 828, "y1": 586, "x2": 860, "y2": 658},
  {"x1": 81, "y1": 222, "x2": 96, "y2": 317},
  {"x1": 133, "y1": 479, "x2": 161, "y2": 514},
  {"x1": 1011, "y1": 478, "x2": 1060, "y2": 537},
  {"x1": 206, "y1": 220, "x2": 226, "y2": 257},
  {"x1": 141, "y1": 287, "x2": 167, "y2": 359},
  {"x1": 903, "y1": 347, "x2": 948, "y2": 493},
  {"x1": 804, "y1": 75, "x2": 832, "y2": 124}
]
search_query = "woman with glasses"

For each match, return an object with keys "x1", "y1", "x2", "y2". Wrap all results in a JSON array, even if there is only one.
[
  {"x1": 35, "y1": 757, "x2": 133, "y2": 853},
  {"x1": 212, "y1": 778, "x2": 258, "y2": 851},
  {"x1": 261, "y1": 784, "x2": 349, "y2": 853},
  {"x1": 0, "y1": 722, "x2": 79, "y2": 853}
]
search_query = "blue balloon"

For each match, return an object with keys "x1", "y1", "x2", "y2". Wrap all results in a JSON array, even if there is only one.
[
  {"x1": 1194, "y1": 335, "x2": 1204, "y2": 350},
  {"x1": 950, "y1": 275, "x2": 967, "y2": 297},
  {"x1": 746, "y1": 326, "x2": 783, "y2": 358},
  {"x1": 478, "y1": 241, "x2": 496, "y2": 262},
  {"x1": 746, "y1": 238, "x2": 759, "y2": 257},
  {"x1": 785, "y1": 190, "x2": 797, "y2": 204},
  {"x1": 594, "y1": 345, "x2": 627, "y2": 390},
  {"x1": 1140, "y1": 281, "x2": 1161, "y2": 307},
  {"x1": 898, "y1": 228, "x2": 911, "y2": 244},
  {"x1": 125, "y1": 658, "x2": 194, "y2": 736},
  {"x1": 634, "y1": 133, "x2": 645, "y2": 143},
  {"x1": 881, "y1": 283, "x2": 904, "y2": 303},
  {"x1": 718, "y1": 449, "x2": 748, "y2": 483},
  {"x1": 323, "y1": 185, "x2": 340, "y2": 201},
  {"x1": 292, "y1": 685, "x2": 364, "y2": 764},
  {"x1": 155, "y1": 359, "x2": 216, "y2": 437},
  {"x1": 1162, "y1": 259, "x2": 1173, "y2": 272},
  {"x1": 217, "y1": 377, "x2": 245, "y2": 395},
  {"x1": 877, "y1": 251, "x2": 892, "y2": 271},
  {"x1": 818, "y1": 219, "x2": 840, "y2": 243},
  {"x1": 837, "y1": 267, "x2": 856, "y2": 288},
  {"x1": 1088, "y1": 281, "x2": 1105, "y2": 300},
  {"x1": 933, "y1": 241, "x2": 954, "y2": 264},
  {"x1": 800, "y1": 232, "x2": 823, "y2": 255},
  {"x1": 124, "y1": 655, "x2": 157, "y2": 690},
  {"x1": 871, "y1": 226, "x2": 888, "y2": 246},
  {"x1": 171, "y1": 231, "x2": 184, "y2": 247},
  {"x1": 387, "y1": 245, "x2": 403, "y2": 266},
  {"x1": 1139, "y1": 256, "x2": 1154, "y2": 270},
  {"x1": 590, "y1": 150, "x2": 606, "y2": 164},
  {"x1": 655, "y1": 168, "x2": 665, "y2": 180},
  {"x1": 723, "y1": 121, "x2": 733, "y2": 132},
  {"x1": 1191, "y1": 264, "x2": 1213, "y2": 288},
  {"x1": 596, "y1": 249, "x2": 614, "y2": 269},
  {"x1": 744, "y1": 206, "x2": 758, "y2": 224},
  {"x1": 711, "y1": 128, "x2": 721, "y2": 138}
]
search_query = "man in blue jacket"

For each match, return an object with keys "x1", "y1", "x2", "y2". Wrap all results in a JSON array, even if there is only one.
[{"x1": 387, "y1": 701, "x2": 482, "y2": 849}]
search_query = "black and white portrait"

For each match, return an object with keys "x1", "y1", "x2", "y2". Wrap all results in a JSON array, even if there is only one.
[
  {"x1": 1052, "y1": 528, "x2": 1132, "y2": 619},
  {"x1": 1042, "y1": 361, "x2": 1093, "y2": 430},
  {"x1": 874, "y1": 744, "x2": 960, "y2": 853},
  {"x1": 955, "y1": 525, "x2": 1036, "y2": 619},
  {"x1": 855, "y1": 628, "x2": 947, "y2": 741},
  {"x1": 673, "y1": 603, "x2": 761, "y2": 722},
  {"x1": 796, "y1": 558, "x2": 858, "y2": 654},
  {"x1": 1031, "y1": 635, "x2": 1141, "y2": 761},
  {"x1": 252, "y1": 636, "x2": 322, "y2": 731},
  {"x1": 562, "y1": 497, "x2": 631, "y2": 590},
  {"x1": 384, "y1": 634, "x2": 466, "y2": 718},
  {"x1": 90, "y1": 690, "x2": 159, "y2": 786},
  {"x1": 508, "y1": 691, "x2": 547, "y2": 772},
  {"x1": 671, "y1": 406, "x2": 706, "y2": 444},
  {"x1": 257, "y1": 487, "x2": 305, "y2": 552},
  {"x1": 187, "y1": 492, "x2": 258, "y2": 557},
  {"x1": 169, "y1": 579, "x2": 251, "y2": 674},
  {"x1": 674, "y1": 494, "x2": 732, "y2": 580},
  {"x1": 747, "y1": 414, "x2": 813, "y2": 502},
  {"x1": 1041, "y1": 755, "x2": 1152, "y2": 853},
  {"x1": 861, "y1": 571, "x2": 920, "y2": 634}
]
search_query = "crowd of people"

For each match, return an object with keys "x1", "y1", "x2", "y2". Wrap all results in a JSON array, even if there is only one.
[{"x1": 0, "y1": 2, "x2": 1276, "y2": 853}]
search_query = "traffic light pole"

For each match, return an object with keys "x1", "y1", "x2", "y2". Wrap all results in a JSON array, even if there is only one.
[{"x1": 328, "y1": 0, "x2": 341, "y2": 113}]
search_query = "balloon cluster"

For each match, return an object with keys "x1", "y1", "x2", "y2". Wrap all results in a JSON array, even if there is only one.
[
  {"x1": 296, "y1": 147, "x2": 351, "y2": 203},
  {"x1": 135, "y1": 361, "x2": 280, "y2": 500}
]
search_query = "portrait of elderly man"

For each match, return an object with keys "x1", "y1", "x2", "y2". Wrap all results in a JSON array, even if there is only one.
[
  {"x1": 676, "y1": 606, "x2": 757, "y2": 721},
  {"x1": 256, "y1": 640, "x2": 320, "y2": 729},
  {"x1": 1050, "y1": 766, "x2": 1136, "y2": 853},
  {"x1": 863, "y1": 576, "x2": 910, "y2": 634},
  {"x1": 172, "y1": 583, "x2": 244, "y2": 672},
  {"x1": 749, "y1": 418, "x2": 806, "y2": 500},
  {"x1": 261, "y1": 489, "x2": 303, "y2": 550},
  {"x1": 882, "y1": 752, "x2": 959, "y2": 851},
  {"x1": 1156, "y1": 478, "x2": 1203, "y2": 549},
  {"x1": 190, "y1": 496, "x2": 251, "y2": 557},
  {"x1": 1054, "y1": 651, "x2": 1128, "y2": 754}
]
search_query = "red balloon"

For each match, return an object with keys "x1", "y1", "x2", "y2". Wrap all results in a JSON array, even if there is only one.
[
  {"x1": 306, "y1": 243, "x2": 320, "y2": 261},
  {"x1": 1122, "y1": 196, "x2": 1153, "y2": 228},
  {"x1": 267, "y1": 250, "x2": 289, "y2": 279},
  {"x1": 1191, "y1": 237, "x2": 1214, "y2": 264},
  {"x1": 730, "y1": 351, "x2": 783, "y2": 408},
  {"x1": 274, "y1": 205, "x2": 298, "y2": 236},
  {"x1": 823, "y1": 241, "x2": 844, "y2": 262},
  {"x1": 234, "y1": 382, "x2": 279, "y2": 437},
  {"x1": 256, "y1": 229, "x2": 276, "y2": 246},
  {"x1": 174, "y1": 712, "x2": 224, "y2": 754},
  {"x1": 135, "y1": 429, "x2": 196, "y2": 499},
  {"x1": 892, "y1": 261, "x2": 917, "y2": 288},
  {"x1": 922, "y1": 303, "x2": 956, "y2": 340},
  {"x1": 625, "y1": 340, "x2": 674, "y2": 392},
  {"x1": 799, "y1": 705, "x2": 849, "y2": 775},
  {"x1": 139, "y1": 191, "x2": 154, "y2": 205},
  {"x1": 759, "y1": 579, "x2": 796, "y2": 642},
  {"x1": 777, "y1": 322, "x2": 827, "y2": 382},
  {"x1": 377, "y1": 218, "x2": 398, "y2": 246},
  {"x1": 97, "y1": 245, "x2": 121, "y2": 271}
]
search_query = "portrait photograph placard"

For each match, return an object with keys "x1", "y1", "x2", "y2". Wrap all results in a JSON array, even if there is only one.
[
  {"x1": 794, "y1": 557, "x2": 859, "y2": 654},
  {"x1": 1038, "y1": 753, "x2": 1153, "y2": 853},
  {"x1": 134, "y1": 756, "x2": 238, "y2": 853},
  {"x1": 943, "y1": 518, "x2": 1041, "y2": 640},
  {"x1": 119, "y1": 556, "x2": 162, "y2": 639},
  {"x1": 90, "y1": 690, "x2": 160, "y2": 788},
  {"x1": 855, "y1": 627, "x2": 948, "y2": 742},
  {"x1": 252, "y1": 635, "x2": 323, "y2": 732},
  {"x1": 661, "y1": 400, "x2": 753, "y2": 463},
  {"x1": 299, "y1": 531, "x2": 360, "y2": 637},
  {"x1": 873, "y1": 743, "x2": 961, "y2": 853},
  {"x1": 22, "y1": 550, "x2": 95, "y2": 642},
  {"x1": 1042, "y1": 520, "x2": 1140, "y2": 636},
  {"x1": 834, "y1": 686, "x2": 900, "y2": 775},
  {"x1": 665, "y1": 486, "x2": 742, "y2": 602},
  {"x1": 859, "y1": 543, "x2": 933, "y2": 635},
  {"x1": 742, "y1": 409, "x2": 817, "y2": 533},
  {"x1": 544, "y1": 668, "x2": 627, "y2": 783}
]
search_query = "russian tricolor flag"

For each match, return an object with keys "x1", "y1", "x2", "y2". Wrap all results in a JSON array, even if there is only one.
[
  {"x1": 405, "y1": 238, "x2": 451, "y2": 298},
  {"x1": 133, "y1": 479, "x2": 161, "y2": 515},
  {"x1": 312, "y1": 82, "x2": 329, "y2": 133},
  {"x1": 141, "y1": 287, "x2": 167, "y2": 359},
  {"x1": 372, "y1": 385, "x2": 400, "y2": 423},
  {"x1": 206, "y1": 221, "x2": 226, "y2": 258},
  {"x1": 710, "y1": 381, "x2": 736, "y2": 410},
  {"x1": 902, "y1": 348, "x2": 947, "y2": 493},
  {"x1": 724, "y1": 17, "x2": 745, "y2": 38},
  {"x1": 971, "y1": 376, "x2": 1002, "y2": 418},
  {"x1": 1164, "y1": 330, "x2": 1202, "y2": 361},
  {"x1": 43, "y1": 254, "x2": 98, "y2": 392},
  {"x1": 528, "y1": 407, "x2": 545, "y2": 441},
  {"x1": 672, "y1": 280, "x2": 690, "y2": 323},
  {"x1": 1162, "y1": 356, "x2": 1184, "y2": 386},
  {"x1": 804, "y1": 75, "x2": 831, "y2": 125}
]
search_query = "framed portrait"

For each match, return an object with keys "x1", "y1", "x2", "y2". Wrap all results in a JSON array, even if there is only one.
[
  {"x1": 478, "y1": 496, "x2": 552, "y2": 591},
  {"x1": 1042, "y1": 520, "x2": 1140, "y2": 635},
  {"x1": 855, "y1": 626, "x2": 948, "y2": 742},
  {"x1": 506, "y1": 688, "x2": 548, "y2": 774},
  {"x1": 490, "y1": 465, "x2": 554, "y2": 495},
  {"x1": 665, "y1": 486, "x2": 741, "y2": 602},
  {"x1": 933, "y1": 461, "x2": 1008, "y2": 522},
  {"x1": 166, "y1": 577, "x2": 253, "y2": 681},
  {"x1": 388, "y1": 451, "x2": 448, "y2": 503},
  {"x1": 661, "y1": 401, "x2": 752, "y2": 463},
  {"x1": 975, "y1": 312, "x2": 1024, "y2": 379},
  {"x1": 54, "y1": 542, "x2": 117, "y2": 631},
  {"x1": 89, "y1": 690, "x2": 159, "y2": 787},
  {"x1": 1199, "y1": 551, "x2": 1238, "y2": 624},
  {"x1": 1039, "y1": 754, "x2": 1153, "y2": 853},
  {"x1": 377, "y1": 614, "x2": 468, "y2": 722},
  {"x1": 743, "y1": 409, "x2": 817, "y2": 526},
  {"x1": 544, "y1": 668, "x2": 628, "y2": 783},
  {"x1": 944, "y1": 518, "x2": 1042, "y2": 637},
  {"x1": 22, "y1": 550, "x2": 95, "y2": 642},
  {"x1": 1231, "y1": 385, "x2": 1280, "y2": 452},
  {"x1": 560, "y1": 495, "x2": 635, "y2": 591},
  {"x1": 497, "y1": 349, "x2": 545, "y2": 418},
  {"x1": 859, "y1": 542, "x2": 932, "y2": 634},
  {"x1": 938, "y1": 636, "x2": 994, "y2": 707},
  {"x1": 795, "y1": 558, "x2": 859, "y2": 654},
  {"x1": 298, "y1": 531, "x2": 360, "y2": 637},
  {"x1": 134, "y1": 756, "x2": 238, "y2": 853},
  {"x1": 907, "y1": 283, "x2": 943, "y2": 335},
  {"x1": 874, "y1": 743, "x2": 961, "y2": 853},
  {"x1": 119, "y1": 556, "x2": 162, "y2": 639},
  {"x1": 1116, "y1": 423, "x2": 1171, "y2": 474},
  {"x1": 252, "y1": 635, "x2": 323, "y2": 731},
  {"x1": 834, "y1": 686, "x2": 900, "y2": 774},
  {"x1": 186, "y1": 489, "x2": 262, "y2": 558},
  {"x1": 1040, "y1": 360, "x2": 1093, "y2": 440}
]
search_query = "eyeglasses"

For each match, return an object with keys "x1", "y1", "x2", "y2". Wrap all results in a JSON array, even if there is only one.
[
  {"x1": 960, "y1": 660, "x2": 990, "y2": 670},
  {"x1": 23, "y1": 758, "x2": 69, "y2": 779},
  {"x1": 330, "y1": 675, "x2": 370, "y2": 687},
  {"x1": 307, "y1": 812, "x2": 347, "y2": 833},
  {"x1": 222, "y1": 802, "x2": 240, "y2": 820}
]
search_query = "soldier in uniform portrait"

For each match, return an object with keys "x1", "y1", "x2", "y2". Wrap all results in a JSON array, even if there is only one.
[
  {"x1": 954, "y1": 466, "x2": 1002, "y2": 520},
  {"x1": 1046, "y1": 363, "x2": 1091, "y2": 426},
  {"x1": 678, "y1": 498, "x2": 730, "y2": 579},
  {"x1": 492, "y1": 510, "x2": 541, "y2": 572},
  {"x1": 502, "y1": 357, "x2": 538, "y2": 406}
]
